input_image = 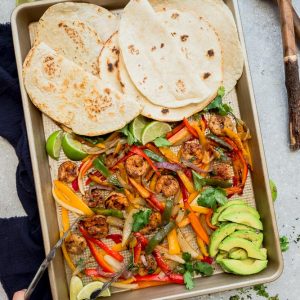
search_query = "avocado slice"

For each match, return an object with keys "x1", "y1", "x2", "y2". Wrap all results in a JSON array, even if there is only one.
[
  {"x1": 229, "y1": 248, "x2": 248, "y2": 260},
  {"x1": 218, "y1": 204, "x2": 260, "y2": 221},
  {"x1": 209, "y1": 223, "x2": 253, "y2": 257},
  {"x1": 216, "y1": 252, "x2": 228, "y2": 263},
  {"x1": 219, "y1": 211, "x2": 263, "y2": 230},
  {"x1": 229, "y1": 230, "x2": 263, "y2": 247},
  {"x1": 211, "y1": 200, "x2": 246, "y2": 225},
  {"x1": 219, "y1": 237, "x2": 267, "y2": 260},
  {"x1": 219, "y1": 258, "x2": 268, "y2": 275}
]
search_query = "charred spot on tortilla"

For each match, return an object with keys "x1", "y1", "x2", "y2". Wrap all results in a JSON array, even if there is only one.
[
  {"x1": 107, "y1": 62, "x2": 114, "y2": 72},
  {"x1": 207, "y1": 49, "x2": 215, "y2": 57},
  {"x1": 203, "y1": 72, "x2": 211, "y2": 79},
  {"x1": 171, "y1": 12, "x2": 179, "y2": 19},
  {"x1": 160, "y1": 43, "x2": 165, "y2": 48},
  {"x1": 112, "y1": 46, "x2": 120, "y2": 55},
  {"x1": 104, "y1": 88, "x2": 111, "y2": 95},
  {"x1": 161, "y1": 108, "x2": 169, "y2": 114},
  {"x1": 176, "y1": 79, "x2": 186, "y2": 93},
  {"x1": 181, "y1": 35, "x2": 189, "y2": 42},
  {"x1": 159, "y1": 85, "x2": 163, "y2": 90},
  {"x1": 43, "y1": 55, "x2": 58, "y2": 77},
  {"x1": 128, "y1": 44, "x2": 139, "y2": 55},
  {"x1": 171, "y1": 32, "x2": 177, "y2": 37},
  {"x1": 143, "y1": 76, "x2": 147, "y2": 83},
  {"x1": 151, "y1": 46, "x2": 157, "y2": 51},
  {"x1": 58, "y1": 22, "x2": 84, "y2": 48}
]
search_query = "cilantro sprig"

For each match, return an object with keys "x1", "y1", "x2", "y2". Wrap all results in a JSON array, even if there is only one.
[
  {"x1": 197, "y1": 187, "x2": 227, "y2": 211},
  {"x1": 119, "y1": 124, "x2": 138, "y2": 145},
  {"x1": 153, "y1": 136, "x2": 172, "y2": 147},
  {"x1": 279, "y1": 236, "x2": 289, "y2": 252},
  {"x1": 132, "y1": 209, "x2": 152, "y2": 232}
]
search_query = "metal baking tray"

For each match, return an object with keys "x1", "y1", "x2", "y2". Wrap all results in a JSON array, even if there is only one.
[{"x1": 11, "y1": 0, "x2": 283, "y2": 299}]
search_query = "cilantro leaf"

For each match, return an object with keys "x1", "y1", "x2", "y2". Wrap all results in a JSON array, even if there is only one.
[
  {"x1": 192, "y1": 170, "x2": 204, "y2": 191},
  {"x1": 253, "y1": 284, "x2": 269, "y2": 298},
  {"x1": 204, "y1": 86, "x2": 232, "y2": 116},
  {"x1": 197, "y1": 187, "x2": 227, "y2": 210},
  {"x1": 182, "y1": 252, "x2": 192, "y2": 262},
  {"x1": 183, "y1": 271, "x2": 194, "y2": 290},
  {"x1": 193, "y1": 262, "x2": 213, "y2": 276},
  {"x1": 279, "y1": 236, "x2": 289, "y2": 252},
  {"x1": 153, "y1": 137, "x2": 172, "y2": 147},
  {"x1": 132, "y1": 209, "x2": 152, "y2": 232},
  {"x1": 119, "y1": 124, "x2": 138, "y2": 145}
]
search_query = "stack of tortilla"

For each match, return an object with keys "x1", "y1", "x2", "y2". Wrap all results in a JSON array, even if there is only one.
[{"x1": 22, "y1": 0, "x2": 244, "y2": 136}]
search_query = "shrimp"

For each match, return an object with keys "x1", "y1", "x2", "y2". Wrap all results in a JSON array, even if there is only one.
[
  {"x1": 65, "y1": 233, "x2": 87, "y2": 255},
  {"x1": 212, "y1": 162, "x2": 232, "y2": 180},
  {"x1": 125, "y1": 154, "x2": 149, "y2": 177},
  {"x1": 105, "y1": 192, "x2": 129, "y2": 210},
  {"x1": 58, "y1": 161, "x2": 78, "y2": 183},
  {"x1": 208, "y1": 114, "x2": 234, "y2": 136},
  {"x1": 140, "y1": 212, "x2": 161, "y2": 235},
  {"x1": 181, "y1": 140, "x2": 204, "y2": 164},
  {"x1": 138, "y1": 252, "x2": 157, "y2": 276},
  {"x1": 155, "y1": 175, "x2": 179, "y2": 197},
  {"x1": 84, "y1": 188, "x2": 105, "y2": 208},
  {"x1": 82, "y1": 215, "x2": 108, "y2": 239}
]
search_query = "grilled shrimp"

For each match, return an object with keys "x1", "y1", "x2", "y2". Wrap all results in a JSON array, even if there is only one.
[
  {"x1": 84, "y1": 188, "x2": 105, "y2": 208},
  {"x1": 212, "y1": 162, "x2": 232, "y2": 180},
  {"x1": 82, "y1": 215, "x2": 108, "y2": 239},
  {"x1": 125, "y1": 154, "x2": 149, "y2": 177},
  {"x1": 105, "y1": 192, "x2": 129, "y2": 210},
  {"x1": 58, "y1": 161, "x2": 78, "y2": 183},
  {"x1": 181, "y1": 140, "x2": 204, "y2": 164},
  {"x1": 140, "y1": 212, "x2": 161, "y2": 235},
  {"x1": 208, "y1": 114, "x2": 234, "y2": 136},
  {"x1": 65, "y1": 233, "x2": 87, "y2": 255},
  {"x1": 138, "y1": 252, "x2": 157, "y2": 276},
  {"x1": 155, "y1": 175, "x2": 179, "y2": 197}
]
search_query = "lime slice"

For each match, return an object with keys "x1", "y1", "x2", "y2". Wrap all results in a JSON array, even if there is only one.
[
  {"x1": 62, "y1": 133, "x2": 88, "y2": 161},
  {"x1": 46, "y1": 130, "x2": 64, "y2": 160},
  {"x1": 141, "y1": 121, "x2": 172, "y2": 145},
  {"x1": 70, "y1": 276, "x2": 83, "y2": 300},
  {"x1": 129, "y1": 115, "x2": 149, "y2": 142},
  {"x1": 77, "y1": 281, "x2": 111, "y2": 300},
  {"x1": 269, "y1": 179, "x2": 277, "y2": 202}
]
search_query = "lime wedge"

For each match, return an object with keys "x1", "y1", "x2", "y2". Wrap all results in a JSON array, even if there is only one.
[
  {"x1": 62, "y1": 133, "x2": 88, "y2": 161},
  {"x1": 76, "y1": 281, "x2": 111, "y2": 300},
  {"x1": 141, "y1": 121, "x2": 172, "y2": 145},
  {"x1": 70, "y1": 276, "x2": 83, "y2": 300},
  {"x1": 129, "y1": 115, "x2": 149, "y2": 142},
  {"x1": 46, "y1": 130, "x2": 64, "y2": 160}
]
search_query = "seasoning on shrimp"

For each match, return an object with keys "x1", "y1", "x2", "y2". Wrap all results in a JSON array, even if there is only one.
[
  {"x1": 155, "y1": 175, "x2": 179, "y2": 197},
  {"x1": 208, "y1": 114, "x2": 234, "y2": 136},
  {"x1": 125, "y1": 154, "x2": 149, "y2": 177},
  {"x1": 105, "y1": 192, "x2": 129, "y2": 210},
  {"x1": 65, "y1": 233, "x2": 87, "y2": 255},
  {"x1": 181, "y1": 140, "x2": 204, "y2": 164},
  {"x1": 140, "y1": 212, "x2": 162, "y2": 235},
  {"x1": 82, "y1": 215, "x2": 108, "y2": 239},
  {"x1": 58, "y1": 161, "x2": 78, "y2": 183}
]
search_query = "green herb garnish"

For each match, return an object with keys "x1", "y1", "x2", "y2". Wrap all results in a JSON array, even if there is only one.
[
  {"x1": 119, "y1": 124, "x2": 138, "y2": 145},
  {"x1": 204, "y1": 86, "x2": 232, "y2": 115},
  {"x1": 197, "y1": 187, "x2": 227, "y2": 210},
  {"x1": 132, "y1": 209, "x2": 152, "y2": 232},
  {"x1": 153, "y1": 137, "x2": 172, "y2": 147},
  {"x1": 279, "y1": 236, "x2": 289, "y2": 252},
  {"x1": 253, "y1": 284, "x2": 269, "y2": 298}
]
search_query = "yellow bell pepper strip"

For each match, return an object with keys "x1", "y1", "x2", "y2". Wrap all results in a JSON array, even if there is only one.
[
  {"x1": 177, "y1": 217, "x2": 190, "y2": 228},
  {"x1": 177, "y1": 170, "x2": 195, "y2": 193},
  {"x1": 167, "y1": 127, "x2": 192, "y2": 146},
  {"x1": 53, "y1": 181, "x2": 94, "y2": 216},
  {"x1": 196, "y1": 237, "x2": 209, "y2": 257},
  {"x1": 114, "y1": 141, "x2": 123, "y2": 156},
  {"x1": 179, "y1": 179, "x2": 209, "y2": 245},
  {"x1": 124, "y1": 189, "x2": 135, "y2": 204},
  {"x1": 190, "y1": 205, "x2": 211, "y2": 214},
  {"x1": 149, "y1": 174, "x2": 158, "y2": 192},
  {"x1": 137, "y1": 281, "x2": 170, "y2": 289},
  {"x1": 167, "y1": 229, "x2": 181, "y2": 255},
  {"x1": 61, "y1": 207, "x2": 70, "y2": 232},
  {"x1": 118, "y1": 162, "x2": 128, "y2": 183},
  {"x1": 95, "y1": 143, "x2": 106, "y2": 149},
  {"x1": 112, "y1": 243, "x2": 127, "y2": 252},
  {"x1": 188, "y1": 191, "x2": 199, "y2": 204},
  {"x1": 205, "y1": 209, "x2": 217, "y2": 230},
  {"x1": 158, "y1": 147, "x2": 179, "y2": 163},
  {"x1": 60, "y1": 231, "x2": 76, "y2": 273},
  {"x1": 118, "y1": 278, "x2": 136, "y2": 284},
  {"x1": 192, "y1": 123, "x2": 207, "y2": 147},
  {"x1": 129, "y1": 177, "x2": 150, "y2": 199}
]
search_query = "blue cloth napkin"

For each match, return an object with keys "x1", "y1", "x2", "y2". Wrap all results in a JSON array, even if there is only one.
[{"x1": 0, "y1": 23, "x2": 52, "y2": 300}]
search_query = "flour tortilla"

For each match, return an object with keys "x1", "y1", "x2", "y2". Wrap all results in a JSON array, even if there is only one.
[
  {"x1": 119, "y1": 0, "x2": 222, "y2": 108},
  {"x1": 99, "y1": 32, "x2": 123, "y2": 91},
  {"x1": 150, "y1": 0, "x2": 244, "y2": 93},
  {"x1": 23, "y1": 43, "x2": 141, "y2": 136}
]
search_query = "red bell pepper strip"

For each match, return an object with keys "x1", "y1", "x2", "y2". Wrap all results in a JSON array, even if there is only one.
[
  {"x1": 166, "y1": 122, "x2": 185, "y2": 139},
  {"x1": 134, "y1": 273, "x2": 184, "y2": 284},
  {"x1": 201, "y1": 256, "x2": 213, "y2": 265},
  {"x1": 110, "y1": 152, "x2": 134, "y2": 170},
  {"x1": 184, "y1": 169, "x2": 193, "y2": 181},
  {"x1": 130, "y1": 146, "x2": 160, "y2": 176},
  {"x1": 85, "y1": 268, "x2": 116, "y2": 278},
  {"x1": 134, "y1": 233, "x2": 149, "y2": 248},
  {"x1": 152, "y1": 250, "x2": 171, "y2": 274},
  {"x1": 147, "y1": 193, "x2": 164, "y2": 213},
  {"x1": 168, "y1": 273, "x2": 185, "y2": 284},
  {"x1": 85, "y1": 177, "x2": 92, "y2": 186},
  {"x1": 71, "y1": 178, "x2": 79, "y2": 192},
  {"x1": 183, "y1": 118, "x2": 198, "y2": 138},
  {"x1": 106, "y1": 234, "x2": 123, "y2": 244},
  {"x1": 201, "y1": 115, "x2": 208, "y2": 129},
  {"x1": 79, "y1": 226, "x2": 124, "y2": 262},
  {"x1": 134, "y1": 241, "x2": 142, "y2": 264},
  {"x1": 179, "y1": 178, "x2": 209, "y2": 245}
]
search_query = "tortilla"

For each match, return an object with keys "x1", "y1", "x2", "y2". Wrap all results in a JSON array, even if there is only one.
[
  {"x1": 23, "y1": 43, "x2": 141, "y2": 136},
  {"x1": 150, "y1": 0, "x2": 244, "y2": 93},
  {"x1": 119, "y1": 0, "x2": 222, "y2": 108}
]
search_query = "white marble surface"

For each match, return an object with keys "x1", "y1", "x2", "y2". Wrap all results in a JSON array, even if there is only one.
[{"x1": 1, "y1": 0, "x2": 300, "y2": 299}]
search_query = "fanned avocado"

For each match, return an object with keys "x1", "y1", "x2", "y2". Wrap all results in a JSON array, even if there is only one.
[
  {"x1": 229, "y1": 248, "x2": 248, "y2": 260},
  {"x1": 229, "y1": 230, "x2": 263, "y2": 247},
  {"x1": 216, "y1": 252, "x2": 228, "y2": 263},
  {"x1": 209, "y1": 223, "x2": 253, "y2": 257},
  {"x1": 211, "y1": 200, "x2": 246, "y2": 225},
  {"x1": 218, "y1": 204, "x2": 260, "y2": 221},
  {"x1": 219, "y1": 211, "x2": 263, "y2": 230},
  {"x1": 219, "y1": 237, "x2": 267, "y2": 260},
  {"x1": 219, "y1": 258, "x2": 268, "y2": 275}
]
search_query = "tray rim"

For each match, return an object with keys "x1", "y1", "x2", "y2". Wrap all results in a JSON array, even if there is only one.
[{"x1": 11, "y1": 0, "x2": 283, "y2": 299}]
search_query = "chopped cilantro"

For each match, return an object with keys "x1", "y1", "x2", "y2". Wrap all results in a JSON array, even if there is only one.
[
  {"x1": 192, "y1": 170, "x2": 204, "y2": 191},
  {"x1": 204, "y1": 86, "x2": 232, "y2": 115},
  {"x1": 229, "y1": 296, "x2": 240, "y2": 300},
  {"x1": 182, "y1": 252, "x2": 192, "y2": 262},
  {"x1": 183, "y1": 271, "x2": 194, "y2": 290},
  {"x1": 132, "y1": 209, "x2": 152, "y2": 232},
  {"x1": 197, "y1": 187, "x2": 227, "y2": 210},
  {"x1": 153, "y1": 136, "x2": 172, "y2": 147},
  {"x1": 193, "y1": 262, "x2": 213, "y2": 276},
  {"x1": 119, "y1": 124, "x2": 138, "y2": 145},
  {"x1": 279, "y1": 236, "x2": 289, "y2": 252},
  {"x1": 253, "y1": 285, "x2": 269, "y2": 298}
]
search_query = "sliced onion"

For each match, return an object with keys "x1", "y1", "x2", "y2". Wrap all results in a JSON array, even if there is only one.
[
  {"x1": 104, "y1": 255, "x2": 122, "y2": 271},
  {"x1": 107, "y1": 216, "x2": 124, "y2": 228},
  {"x1": 155, "y1": 162, "x2": 182, "y2": 172},
  {"x1": 122, "y1": 208, "x2": 138, "y2": 247},
  {"x1": 96, "y1": 267, "x2": 117, "y2": 278},
  {"x1": 140, "y1": 255, "x2": 148, "y2": 267},
  {"x1": 116, "y1": 173, "x2": 133, "y2": 191},
  {"x1": 88, "y1": 184, "x2": 113, "y2": 198},
  {"x1": 181, "y1": 159, "x2": 211, "y2": 173},
  {"x1": 155, "y1": 246, "x2": 185, "y2": 264},
  {"x1": 177, "y1": 229, "x2": 199, "y2": 258},
  {"x1": 112, "y1": 282, "x2": 138, "y2": 289},
  {"x1": 175, "y1": 209, "x2": 185, "y2": 223}
]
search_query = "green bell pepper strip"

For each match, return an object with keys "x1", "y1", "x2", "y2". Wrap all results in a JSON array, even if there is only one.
[
  {"x1": 202, "y1": 178, "x2": 232, "y2": 188},
  {"x1": 92, "y1": 208, "x2": 124, "y2": 219},
  {"x1": 162, "y1": 199, "x2": 173, "y2": 225},
  {"x1": 207, "y1": 134, "x2": 233, "y2": 150},
  {"x1": 145, "y1": 221, "x2": 176, "y2": 254},
  {"x1": 143, "y1": 149, "x2": 166, "y2": 162},
  {"x1": 93, "y1": 157, "x2": 111, "y2": 178}
]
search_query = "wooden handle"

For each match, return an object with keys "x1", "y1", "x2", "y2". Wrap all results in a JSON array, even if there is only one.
[
  {"x1": 292, "y1": 5, "x2": 300, "y2": 41},
  {"x1": 278, "y1": 0, "x2": 300, "y2": 150}
]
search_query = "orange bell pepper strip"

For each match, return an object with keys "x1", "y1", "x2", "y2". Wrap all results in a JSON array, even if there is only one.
[
  {"x1": 225, "y1": 186, "x2": 243, "y2": 197},
  {"x1": 192, "y1": 123, "x2": 207, "y2": 147},
  {"x1": 149, "y1": 174, "x2": 158, "y2": 192},
  {"x1": 167, "y1": 229, "x2": 181, "y2": 255},
  {"x1": 179, "y1": 179, "x2": 209, "y2": 245},
  {"x1": 205, "y1": 209, "x2": 217, "y2": 230},
  {"x1": 61, "y1": 207, "x2": 70, "y2": 232},
  {"x1": 166, "y1": 122, "x2": 185, "y2": 139},
  {"x1": 183, "y1": 118, "x2": 198, "y2": 138},
  {"x1": 167, "y1": 127, "x2": 192, "y2": 146},
  {"x1": 129, "y1": 177, "x2": 150, "y2": 198},
  {"x1": 190, "y1": 205, "x2": 211, "y2": 214},
  {"x1": 196, "y1": 237, "x2": 209, "y2": 257},
  {"x1": 145, "y1": 143, "x2": 162, "y2": 155},
  {"x1": 137, "y1": 281, "x2": 170, "y2": 289},
  {"x1": 158, "y1": 147, "x2": 179, "y2": 162},
  {"x1": 60, "y1": 231, "x2": 76, "y2": 272}
]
